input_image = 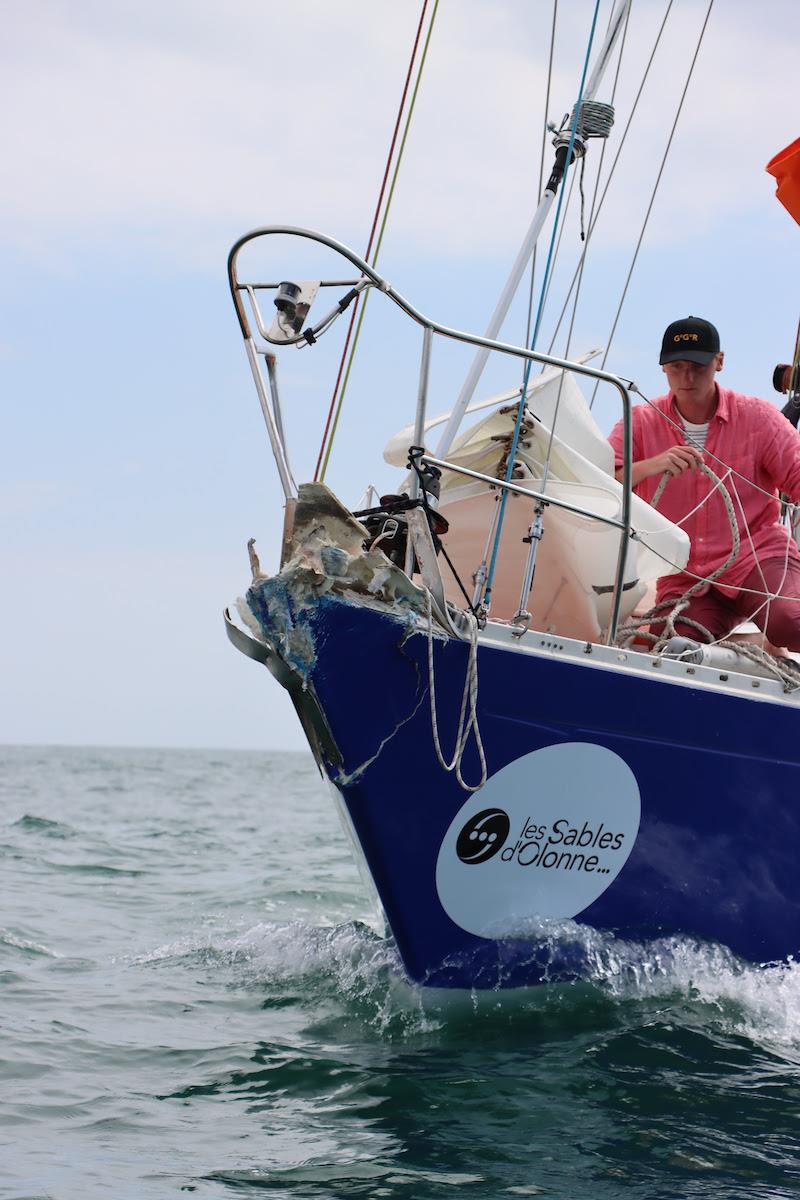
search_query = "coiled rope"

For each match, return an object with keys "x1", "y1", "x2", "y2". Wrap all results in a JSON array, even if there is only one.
[
  {"x1": 614, "y1": 461, "x2": 800, "y2": 691},
  {"x1": 715, "y1": 640, "x2": 800, "y2": 691},
  {"x1": 569, "y1": 98, "x2": 615, "y2": 140},
  {"x1": 616, "y1": 460, "x2": 739, "y2": 649},
  {"x1": 426, "y1": 592, "x2": 487, "y2": 792}
]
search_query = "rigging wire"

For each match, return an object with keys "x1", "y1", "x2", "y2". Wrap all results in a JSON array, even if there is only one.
[
  {"x1": 551, "y1": 0, "x2": 631, "y2": 364},
  {"x1": 589, "y1": 0, "x2": 715, "y2": 405},
  {"x1": 483, "y1": 0, "x2": 604, "y2": 609},
  {"x1": 316, "y1": 0, "x2": 438, "y2": 480},
  {"x1": 523, "y1": 0, "x2": 559, "y2": 351},
  {"x1": 545, "y1": 0, "x2": 675, "y2": 359},
  {"x1": 518, "y1": 0, "x2": 633, "y2": 603},
  {"x1": 532, "y1": 0, "x2": 623, "y2": 353},
  {"x1": 313, "y1": 0, "x2": 432, "y2": 481},
  {"x1": 537, "y1": 168, "x2": 579, "y2": 326}
]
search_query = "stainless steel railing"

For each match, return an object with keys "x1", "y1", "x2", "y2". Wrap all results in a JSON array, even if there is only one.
[{"x1": 227, "y1": 225, "x2": 634, "y2": 643}]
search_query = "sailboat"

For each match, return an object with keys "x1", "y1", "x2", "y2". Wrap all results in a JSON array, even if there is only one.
[{"x1": 223, "y1": 1, "x2": 800, "y2": 988}]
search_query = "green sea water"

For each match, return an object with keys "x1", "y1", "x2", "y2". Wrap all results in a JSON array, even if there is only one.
[{"x1": 2, "y1": 744, "x2": 800, "y2": 1199}]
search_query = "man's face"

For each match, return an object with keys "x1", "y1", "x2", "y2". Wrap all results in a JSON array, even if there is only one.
[{"x1": 662, "y1": 353, "x2": 724, "y2": 408}]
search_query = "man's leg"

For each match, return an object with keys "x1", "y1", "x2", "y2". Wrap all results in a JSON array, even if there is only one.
[
  {"x1": 735, "y1": 557, "x2": 800, "y2": 652},
  {"x1": 649, "y1": 585, "x2": 739, "y2": 645}
]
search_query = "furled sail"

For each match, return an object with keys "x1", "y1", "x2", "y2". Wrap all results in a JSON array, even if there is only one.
[{"x1": 385, "y1": 369, "x2": 690, "y2": 637}]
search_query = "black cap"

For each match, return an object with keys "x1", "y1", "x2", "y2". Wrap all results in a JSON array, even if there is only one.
[{"x1": 659, "y1": 316, "x2": 721, "y2": 365}]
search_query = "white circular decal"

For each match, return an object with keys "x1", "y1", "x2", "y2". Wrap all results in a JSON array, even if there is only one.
[{"x1": 435, "y1": 742, "x2": 640, "y2": 938}]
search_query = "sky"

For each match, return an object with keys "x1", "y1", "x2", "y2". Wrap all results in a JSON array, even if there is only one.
[{"x1": 2, "y1": 0, "x2": 799, "y2": 752}]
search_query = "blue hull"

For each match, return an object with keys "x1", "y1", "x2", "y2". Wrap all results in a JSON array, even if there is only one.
[{"x1": 247, "y1": 585, "x2": 800, "y2": 988}]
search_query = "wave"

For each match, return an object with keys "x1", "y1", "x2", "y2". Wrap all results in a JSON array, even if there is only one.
[
  {"x1": 0, "y1": 928, "x2": 60, "y2": 957},
  {"x1": 11, "y1": 814, "x2": 74, "y2": 838},
  {"x1": 587, "y1": 931, "x2": 800, "y2": 1051},
  {"x1": 132, "y1": 916, "x2": 800, "y2": 1053}
]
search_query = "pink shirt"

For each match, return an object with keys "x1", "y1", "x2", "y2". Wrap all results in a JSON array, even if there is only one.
[{"x1": 608, "y1": 387, "x2": 800, "y2": 598}]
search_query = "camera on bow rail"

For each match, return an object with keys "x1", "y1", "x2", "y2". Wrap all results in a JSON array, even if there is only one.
[{"x1": 269, "y1": 280, "x2": 320, "y2": 341}]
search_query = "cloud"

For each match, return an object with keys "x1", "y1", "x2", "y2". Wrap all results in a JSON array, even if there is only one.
[{"x1": 1, "y1": 0, "x2": 797, "y2": 267}]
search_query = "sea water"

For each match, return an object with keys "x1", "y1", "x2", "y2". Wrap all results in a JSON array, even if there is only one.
[{"x1": 2, "y1": 744, "x2": 800, "y2": 1199}]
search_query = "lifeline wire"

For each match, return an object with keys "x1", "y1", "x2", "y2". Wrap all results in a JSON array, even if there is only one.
[
  {"x1": 611, "y1": 401, "x2": 800, "y2": 622},
  {"x1": 634, "y1": 383, "x2": 800, "y2": 511},
  {"x1": 616, "y1": 464, "x2": 800, "y2": 692},
  {"x1": 616, "y1": 459, "x2": 741, "y2": 650},
  {"x1": 615, "y1": 383, "x2": 800, "y2": 598},
  {"x1": 483, "y1": 0, "x2": 603, "y2": 610},
  {"x1": 317, "y1": 1, "x2": 440, "y2": 482}
]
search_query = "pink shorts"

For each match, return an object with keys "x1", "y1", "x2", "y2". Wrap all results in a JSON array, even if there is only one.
[{"x1": 651, "y1": 557, "x2": 800, "y2": 651}]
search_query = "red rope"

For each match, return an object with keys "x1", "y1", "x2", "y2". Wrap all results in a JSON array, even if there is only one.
[{"x1": 313, "y1": 0, "x2": 429, "y2": 481}]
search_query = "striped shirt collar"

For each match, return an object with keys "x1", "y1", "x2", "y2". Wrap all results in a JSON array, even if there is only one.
[{"x1": 669, "y1": 383, "x2": 729, "y2": 424}]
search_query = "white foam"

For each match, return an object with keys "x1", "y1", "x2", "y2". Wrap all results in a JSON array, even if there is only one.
[
  {"x1": 132, "y1": 917, "x2": 800, "y2": 1051},
  {"x1": 594, "y1": 934, "x2": 800, "y2": 1050},
  {"x1": 0, "y1": 928, "x2": 60, "y2": 957},
  {"x1": 131, "y1": 918, "x2": 442, "y2": 1037}
]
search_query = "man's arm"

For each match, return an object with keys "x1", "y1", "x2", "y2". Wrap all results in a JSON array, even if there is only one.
[
  {"x1": 761, "y1": 402, "x2": 800, "y2": 500},
  {"x1": 613, "y1": 445, "x2": 703, "y2": 485}
]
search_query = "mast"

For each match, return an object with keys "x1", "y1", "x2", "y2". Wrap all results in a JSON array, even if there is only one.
[{"x1": 434, "y1": 0, "x2": 631, "y2": 460}]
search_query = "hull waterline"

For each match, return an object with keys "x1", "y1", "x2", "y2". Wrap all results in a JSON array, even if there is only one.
[{"x1": 242, "y1": 581, "x2": 800, "y2": 989}]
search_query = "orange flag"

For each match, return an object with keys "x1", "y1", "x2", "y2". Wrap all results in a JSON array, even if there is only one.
[{"x1": 766, "y1": 138, "x2": 800, "y2": 226}]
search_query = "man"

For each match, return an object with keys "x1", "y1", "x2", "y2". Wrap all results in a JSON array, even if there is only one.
[{"x1": 608, "y1": 316, "x2": 800, "y2": 650}]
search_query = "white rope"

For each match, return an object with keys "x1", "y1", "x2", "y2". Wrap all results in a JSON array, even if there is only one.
[
  {"x1": 621, "y1": 387, "x2": 800, "y2": 604},
  {"x1": 715, "y1": 639, "x2": 800, "y2": 692},
  {"x1": 670, "y1": 467, "x2": 733, "y2": 529},
  {"x1": 726, "y1": 471, "x2": 783, "y2": 639},
  {"x1": 616, "y1": 459, "x2": 740, "y2": 649},
  {"x1": 426, "y1": 591, "x2": 487, "y2": 792},
  {"x1": 616, "y1": 462, "x2": 800, "y2": 691}
]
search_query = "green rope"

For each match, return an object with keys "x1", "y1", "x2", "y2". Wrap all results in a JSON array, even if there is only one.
[{"x1": 319, "y1": 0, "x2": 440, "y2": 482}]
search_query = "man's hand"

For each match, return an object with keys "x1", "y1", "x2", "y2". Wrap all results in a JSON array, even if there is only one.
[
  {"x1": 646, "y1": 445, "x2": 703, "y2": 478},
  {"x1": 616, "y1": 444, "x2": 703, "y2": 487}
]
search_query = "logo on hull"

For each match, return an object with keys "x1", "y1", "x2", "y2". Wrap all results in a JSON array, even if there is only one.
[
  {"x1": 456, "y1": 808, "x2": 510, "y2": 864},
  {"x1": 435, "y1": 743, "x2": 640, "y2": 938}
]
